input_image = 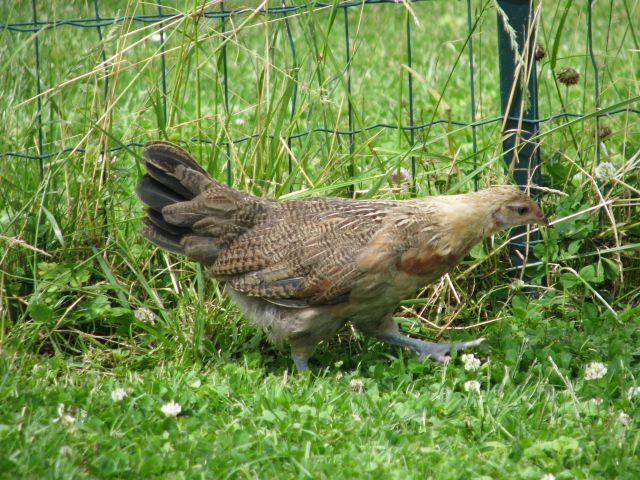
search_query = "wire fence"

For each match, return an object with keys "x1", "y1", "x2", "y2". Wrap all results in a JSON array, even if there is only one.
[{"x1": 1, "y1": 0, "x2": 639, "y2": 188}]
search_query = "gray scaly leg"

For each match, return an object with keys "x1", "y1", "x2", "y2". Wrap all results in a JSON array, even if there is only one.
[
  {"x1": 291, "y1": 351, "x2": 310, "y2": 372},
  {"x1": 377, "y1": 332, "x2": 485, "y2": 362}
]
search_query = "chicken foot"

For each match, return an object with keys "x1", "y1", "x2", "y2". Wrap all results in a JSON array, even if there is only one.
[{"x1": 376, "y1": 332, "x2": 485, "y2": 362}]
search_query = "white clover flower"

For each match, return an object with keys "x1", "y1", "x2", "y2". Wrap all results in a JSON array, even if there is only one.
[
  {"x1": 464, "y1": 380, "x2": 481, "y2": 393},
  {"x1": 584, "y1": 361, "x2": 608, "y2": 380},
  {"x1": 591, "y1": 397, "x2": 603, "y2": 405},
  {"x1": 617, "y1": 411, "x2": 631, "y2": 426},
  {"x1": 135, "y1": 307, "x2": 156, "y2": 324},
  {"x1": 627, "y1": 386, "x2": 640, "y2": 399},
  {"x1": 594, "y1": 162, "x2": 616, "y2": 182},
  {"x1": 53, "y1": 404, "x2": 76, "y2": 426},
  {"x1": 348, "y1": 379, "x2": 364, "y2": 393},
  {"x1": 111, "y1": 388, "x2": 127, "y2": 402},
  {"x1": 541, "y1": 474, "x2": 555, "y2": 480},
  {"x1": 461, "y1": 353, "x2": 481, "y2": 371},
  {"x1": 161, "y1": 400, "x2": 182, "y2": 417}
]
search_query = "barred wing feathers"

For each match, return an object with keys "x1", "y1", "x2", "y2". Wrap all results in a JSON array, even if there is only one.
[{"x1": 212, "y1": 199, "x2": 402, "y2": 306}]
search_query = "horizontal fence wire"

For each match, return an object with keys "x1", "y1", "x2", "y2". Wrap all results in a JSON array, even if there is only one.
[
  {"x1": 2, "y1": 1, "x2": 431, "y2": 32},
  {"x1": 2, "y1": 110, "x2": 640, "y2": 161},
  {"x1": 1, "y1": 0, "x2": 639, "y2": 166}
]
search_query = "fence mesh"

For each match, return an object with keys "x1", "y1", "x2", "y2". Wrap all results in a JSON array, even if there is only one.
[{"x1": 1, "y1": 1, "x2": 639, "y2": 199}]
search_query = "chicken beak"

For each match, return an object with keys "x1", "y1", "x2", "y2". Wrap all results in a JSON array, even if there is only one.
[{"x1": 537, "y1": 214, "x2": 549, "y2": 227}]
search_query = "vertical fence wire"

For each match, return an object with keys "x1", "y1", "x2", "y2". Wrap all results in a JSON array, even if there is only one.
[
  {"x1": 343, "y1": 7, "x2": 354, "y2": 159},
  {"x1": 282, "y1": 1, "x2": 298, "y2": 174},
  {"x1": 220, "y1": 1, "x2": 231, "y2": 186},
  {"x1": 156, "y1": 0, "x2": 168, "y2": 130},
  {"x1": 406, "y1": 12, "x2": 416, "y2": 197},
  {"x1": 31, "y1": 0, "x2": 44, "y2": 179},
  {"x1": 528, "y1": 16, "x2": 540, "y2": 189},
  {"x1": 587, "y1": 0, "x2": 601, "y2": 166},
  {"x1": 92, "y1": 0, "x2": 109, "y2": 119},
  {"x1": 343, "y1": 7, "x2": 355, "y2": 195},
  {"x1": 466, "y1": 0, "x2": 478, "y2": 191}
]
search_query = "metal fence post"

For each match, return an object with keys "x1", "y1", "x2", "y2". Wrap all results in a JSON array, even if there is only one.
[{"x1": 496, "y1": 0, "x2": 540, "y2": 273}]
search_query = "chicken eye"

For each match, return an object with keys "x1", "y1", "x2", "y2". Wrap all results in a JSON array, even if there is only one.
[{"x1": 508, "y1": 205, "x2": 529, "y2": 215}]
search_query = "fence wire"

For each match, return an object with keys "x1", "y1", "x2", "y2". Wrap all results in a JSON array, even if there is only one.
[{"x1": 1, "y1": 0, "x2": 639, "y2": 186}]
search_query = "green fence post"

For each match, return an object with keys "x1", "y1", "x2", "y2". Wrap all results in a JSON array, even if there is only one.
[{"x1": 496, "y1": 0, "x2": 541, "y2": 274}]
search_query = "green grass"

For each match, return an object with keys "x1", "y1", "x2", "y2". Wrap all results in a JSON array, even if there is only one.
[
  {"x1": 2, "y1": 344, "x2": 640, "y2": 479},
  {"x1": 1, "y1": 0, "x2": 640, "y2": 478}
]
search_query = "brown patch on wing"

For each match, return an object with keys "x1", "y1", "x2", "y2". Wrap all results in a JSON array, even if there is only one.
[
  {"x1": 397, "y1": 248, "x2": 459, "y2": 276},
  {"x1": 301, "y1": 278, "x2": 335, "y2": 297}
]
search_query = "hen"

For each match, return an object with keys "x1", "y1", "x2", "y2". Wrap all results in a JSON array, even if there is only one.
[{"x1": 136, "y1": 141, "x2": 547, "y2": 371}]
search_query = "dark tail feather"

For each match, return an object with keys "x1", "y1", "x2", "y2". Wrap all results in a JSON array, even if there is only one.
[
  {"x1": 139, "y1": 220, "x2": 185, "y2": 255},
  {"x1": 142, "y1": 141, "x2": 215, "y2": 199},
  {"x1": 143, "y1": 141, "x2": 209, "y2": 176},
  {"x1": 136, "y1": 175, "x2": 187, "y2": 212},
  {"x1": 144, "y1": 163, "x2": 195, "y2": 200},
  {"x1": 146, "y1": 208, "x2": 190, "y2": 237}
]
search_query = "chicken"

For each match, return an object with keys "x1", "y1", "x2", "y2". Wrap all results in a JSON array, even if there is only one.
[{"x1": 136, "y1": 141, "x2": 548, "y2": 371}]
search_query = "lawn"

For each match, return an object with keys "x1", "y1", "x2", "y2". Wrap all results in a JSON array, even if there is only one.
[{"x1": 1, "y1": 1, "x2": 639, "y2": 478}]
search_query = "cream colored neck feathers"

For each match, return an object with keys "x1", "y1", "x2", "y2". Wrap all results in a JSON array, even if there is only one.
[{"x1": 425, "y1": 186, "x2": 547, "y2": 256}]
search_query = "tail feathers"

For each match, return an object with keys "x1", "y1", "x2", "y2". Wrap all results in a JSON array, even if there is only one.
[
  {"x1": 137, "y1": 141, "x2": 262, "y2": 264},
  {"x1": 143, "y1": 142, "x2": 213, "y2": 198}
]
